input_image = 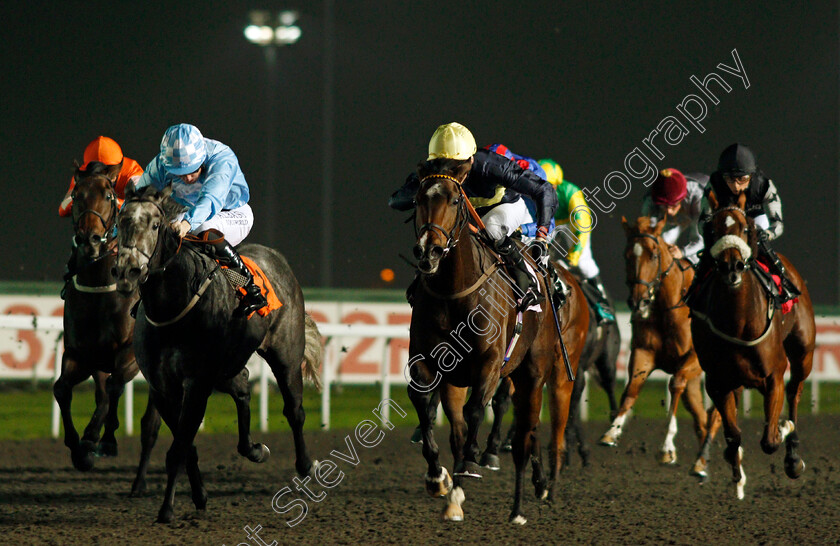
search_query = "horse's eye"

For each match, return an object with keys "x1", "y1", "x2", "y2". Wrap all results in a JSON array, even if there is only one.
[
  {"x1": 152, "y1": 223, "x2": 159, "y2": 230},
  {"x1": 452, "y1": 196, "x2": 461, "y2": 205}
]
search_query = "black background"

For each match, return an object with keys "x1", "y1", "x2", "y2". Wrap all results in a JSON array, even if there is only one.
[{"x1": 3, "y1": 1, "x2": 837, "y2": 303}]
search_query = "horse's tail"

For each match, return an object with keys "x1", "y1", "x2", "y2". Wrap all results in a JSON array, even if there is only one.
[{"x1": 302, "y1": 313, "x2": 324, "y2": 391}]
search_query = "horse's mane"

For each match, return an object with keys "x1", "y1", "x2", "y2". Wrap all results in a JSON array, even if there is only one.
[
  {"x1": 417, "y1": 158, "x2": 471, "y2": 180},
  {"x1": 132, "y1": 185, "x2": 188, "y2": 223},
  {"x1": 75, "y1": 160, "x2": 118, "y2": 182}
]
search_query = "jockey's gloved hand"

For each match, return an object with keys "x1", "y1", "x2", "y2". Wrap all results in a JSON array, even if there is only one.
[
  {"x1": 529, "y1": 238, "x2": 549, "y2": 268},
  {"x1": 758, "y1": 229, "x2": 770, "y2": 243}
]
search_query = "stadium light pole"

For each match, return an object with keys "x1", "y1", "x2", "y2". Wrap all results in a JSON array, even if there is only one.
[
  {"x1": 321, "y1": 0, "x2": 335, "y2": 288},
  {"x1": 244, "y1": 10, "x2": 302, "y2": 251}
]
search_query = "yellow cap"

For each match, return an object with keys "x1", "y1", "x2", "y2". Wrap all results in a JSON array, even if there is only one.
[
  {"x1": 538, "y1": 159, "x2": 564, "y2": 186},
  {"x1": 427, "y1": 122, "x2": 477, "y2": 160}
]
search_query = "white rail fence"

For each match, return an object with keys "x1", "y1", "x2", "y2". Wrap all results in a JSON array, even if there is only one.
[{"x1": 1, "y1": 309, "x2": 838, "y2": 437}]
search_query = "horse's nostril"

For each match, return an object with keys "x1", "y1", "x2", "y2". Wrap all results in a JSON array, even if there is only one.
[
  {"x1": 413, "y1": 245, "x2": 423, "y2": 260},
  {"x1": 110, "y1": 266, "x2": 118, "y2": 278},
  {"x1": 430, "y1": 246, "x2": 444, "y2": 259},
  {"x1": 91, "y1": 235, "x2": 102, "y2": 245},
  {"x1": 74, "y1": 234, "x2": 84, "y2": 246},
  {"x1": 127, "y1": 267, "x2": 142, "y2": 281}
]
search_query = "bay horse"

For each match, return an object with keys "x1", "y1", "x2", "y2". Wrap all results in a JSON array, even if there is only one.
[
  {"x1": 407, "y1": 160, "x2": 588, "y2": 524},
  {"x1": 690, "y1": 192, "x2": 814, "y2": 499},
  {"x1": 54, "y1": 162, "x2": 143, "y2": 471},
  {"x1": 113, "y1": 185, "x2": 322, "y2": 523},
  {"x1": 480, "y1": 273, "x2": 621, "y2": 470},
  {"x1": 599, "y1": 216, "x2": 715, "y2": 469}
]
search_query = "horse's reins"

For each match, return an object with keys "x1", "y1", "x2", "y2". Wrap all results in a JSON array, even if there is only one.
[
  {"x1": 690, "y1": 206, "x2": 776, "y2": 347},
  {"x1": 416, "y1": 174, "x2": 500, "y2": 300},
  {"x1": 121, "y1": 197, "x2": 219, "y2": 327}
]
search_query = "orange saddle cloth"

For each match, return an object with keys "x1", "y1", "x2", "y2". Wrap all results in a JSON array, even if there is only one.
[{"x1": 239, "y1": 256, "x2": 283, "y2": 317}]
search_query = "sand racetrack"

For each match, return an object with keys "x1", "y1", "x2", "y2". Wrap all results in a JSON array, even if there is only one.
[{"x1": 2, "y1": 415, "x2": 839, "y2": 545}]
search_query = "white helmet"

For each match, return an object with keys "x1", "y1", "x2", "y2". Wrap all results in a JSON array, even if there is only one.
[
  {"x1": 427, "y1": 122, "x2": 476, "y2": 161},
  {"x1": 160, "y1": 123, "x2": 207, "y2": 175}
]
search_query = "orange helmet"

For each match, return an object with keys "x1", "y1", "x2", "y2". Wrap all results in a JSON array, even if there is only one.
[{"x1": 82, "y1": 136, "x2": 124, "y2": 168}]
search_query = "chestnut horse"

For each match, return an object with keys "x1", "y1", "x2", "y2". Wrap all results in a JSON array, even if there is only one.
[
  {"x1": 599, "y1": 217, "x2": 715, "y2": 469},
  {"x1": 54, "y1": 162, "x2": 144, "y2": 471},
  {"x1": 113, "y1": 185, "x2": 322, "y2": 522},
  {"x1": 690, "y1": 193, "x2": 814, "y2": 499},
  {"x1": 407, "y1": 160, "x2": 588, "y2": 524}
]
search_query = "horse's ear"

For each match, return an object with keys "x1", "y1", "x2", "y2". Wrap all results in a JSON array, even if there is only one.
[
  {"x1": 654, "y1": 216, "x2": 667, "y2": 236},
  {"x1": 104, "y1": 163, "x2": 121, "y2": 184},
  {"x1": 125, "y1": 180, "x2": 138, "y2": 199},
  {"x1": 736, "y1": 192, "x2": 747, "y2": 210},
  {"x1": 621, "y1": 215, "x2": 631, "y2": 235},
  {"x1": 708, "y1": 190, "x2": 719, "y2": 210},
  {"x1": 161, "y1": 185, "x2": 174, "y2": 199}
]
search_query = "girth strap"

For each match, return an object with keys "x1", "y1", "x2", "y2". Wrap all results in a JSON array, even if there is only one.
[
  {"x1": 420, "y1": 262, "x2": 500, "y2": 300},
  {"x1": 145, "y1": 273, "x2": 216, "y2": 328}
]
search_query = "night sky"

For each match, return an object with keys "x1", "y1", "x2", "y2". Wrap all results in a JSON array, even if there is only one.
[{"x1": 3, "y1": 2, "x2": 838, "y2": 303}]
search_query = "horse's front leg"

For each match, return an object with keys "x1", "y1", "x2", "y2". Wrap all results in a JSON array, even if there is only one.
[
  {"x1": 783, "y1": 343, "x2": 813, "y2": 479},
  {"x1": 217, "y1": 368, "x2": 270, "y2": 463},
  {"x1": 440, "y1": 383, "x2": 470, "y2": 522},
  {"x1": 80, "y1": 371, "x2": 110, "y2": 453},
  {"x1": 709, "y1": 381, "x2": 746, "y2": 500},
  {"x1": 600, "y1": 348, "x2": 654, "y2": 446},
  {"x1": 760, "y1": 371, "x2": 787, "y2": 455},
  {"x1": 100, "y1": 349, "x2": 138, "y2": 457},
  {"x1": 661, "y1": 358, "x2": 702, "y2": 465},
  {"x1": 131, "y1": 394, "x2": 161, "y2": 497},
  {"x1": 406, "y1": 363, "x2": 449, "y2": 499},
  {"x1": 480, "y1": 377, "x2": 512, "y2": 470},
  {"x1": 53, "y1": 355, "x2": 95, "y2": 471},
  {"x1": 157, "y1": 377, "x2": 213, "y2": 523}
]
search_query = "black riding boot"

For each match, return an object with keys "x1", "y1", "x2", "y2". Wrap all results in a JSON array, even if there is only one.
[
  {"x1": 584, "y1": 275, "x2": 615, "y2": 323},
  {"x1": 406, "y1": 273, "x2": 420, "y2": 307},
  {"x1": 496, "y1": 236, "x2": 538, "y2": 311},
  {"x1": 60, "y1": 246, "x2": 78, "y2": 300},
  {"x1": 211, "y1": 239, "x2": 268, "y2": 317},
  {"x1": 758, "y1": 239, "x2": 801, "y2": 306}
]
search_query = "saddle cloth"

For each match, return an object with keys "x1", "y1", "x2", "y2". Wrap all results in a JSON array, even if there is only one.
[
  {"x1": 755, "y1": 259, "x2": 798, "y2": 314},
  {"x1": 237, "y1": 256, "x2": 283, "y2": 317}
]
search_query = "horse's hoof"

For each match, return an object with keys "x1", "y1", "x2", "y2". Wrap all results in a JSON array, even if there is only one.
[
  {"x1": 129, "y1": 480, "x2": 147, "y2": 497},
  {"x1": 303, "y1": 460, "x2": 320, "y2": 478},
  {"x1": 453, "y1": 461, "x2": 482, "y2": 479},
  {"x1": 599, "y1": 433, "x2": 618, "y2": 447},
  {"x1": 410, "y1": 427, "x2": 423, "y2": 445},
  {"x1": 425, "y1": 467, "x2": 452, "y2": 497},
  {"x1": 71, "y1": 448, "x2": 95, "y2": 472},
  {"x1": 500, "y1": 439, "x2": 512, "y2": 452},
  {"x1": 509, "y1": 514, "x2": 527, "y2": 525},
  {"x1": 156, "y1": 506, "x2": 174, "y2": 524},
  {"x1": 659, "y1": 450, "x2": 677, "y2": 465},
  {"x1": 479, "y1": 452, "x2": 500, "y2": 471},
  {"x1": 247, "y1": 443, "x2": 271, "y2": 463},
  {"x1": 192, "y1": 492, "x2": 208, "y2": 511},
  {"x1": 97, "y1": 441, "x2": 118, "y2": 458},
  {"x1": 690, "y1": 458, "x2": 708, "y2": 479},
  {"x1": 441, "y1": 503, "x2": 464, "y2": 522},
  {"x1": 785, "y1": 457, "x2": 805, "y2": 479}
]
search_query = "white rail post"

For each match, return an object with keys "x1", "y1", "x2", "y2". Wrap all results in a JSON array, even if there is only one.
[
  {"x1": 51, "y1": 333, "x2": 63, "y2": 439},
  {"x1": 811, "y1": 373, "x2": 819, "y2": 415},
  {"x1": 125, "y1": 378, "x2": 134, "y2": 436},
  {"x1": 260, "y1": 357, "x2": 269, "y2": 432},
  {"x1": 379, "y1": 338, "x2": 391, "y2": 423},
  {"x1": 742, "y1": 389, "x2": 752, "y2": 416},
  {"x1": 321, "y1": 336, "x2": 333, "y2": 430},
  {"x1": 580, "y1": 371, "x2": 589, "y2": 422}
]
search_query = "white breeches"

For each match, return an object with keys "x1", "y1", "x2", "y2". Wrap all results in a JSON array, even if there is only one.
[
  {"x1": 482, "y1": 198, "x2": 531, "y2": 242},
  {"x1": 177, "y1": 204, "x2": 254, "y2": 247}
]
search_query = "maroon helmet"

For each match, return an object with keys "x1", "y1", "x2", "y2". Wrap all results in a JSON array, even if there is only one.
[{"x1": 652, "y1": 168, "x2": 687, "y2": 206}]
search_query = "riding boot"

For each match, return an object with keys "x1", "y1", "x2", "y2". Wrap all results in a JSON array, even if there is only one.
[
  {"x1": 211, "y1": 238, "x2": 268, "y2": 317},
  {"x1": 584, "y1": 275, "x2": 615, "y2": 324},
  {"x1": 406, "y1": 273, "x2": 420, "y2": 307},
  {"x1": 685, "y1": 251, "x2": 713, "y2": 312},
  {"x1": 60, "y1": 246, "x2": 78, "y2": 300},
  {"x1": 496, "y1": 236, "x2": 538, "y2": 311},
  {"x1": 758, "y1": 239, "x2": 801, "y2": 306}
]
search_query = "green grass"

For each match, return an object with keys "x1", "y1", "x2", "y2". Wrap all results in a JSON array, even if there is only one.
[{"x1": 2, "y1": 380, "x2": 839, "y2": 441}]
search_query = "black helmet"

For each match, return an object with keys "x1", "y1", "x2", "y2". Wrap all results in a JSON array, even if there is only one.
[{"x1": 717, "y1": 143, "x2": 756, "y2": 176}]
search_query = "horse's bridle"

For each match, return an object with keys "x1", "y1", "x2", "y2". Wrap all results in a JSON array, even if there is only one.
[
  {"x1": 708, "y1": 205, "x2": 754, "y2": 271},
  {"x1": 72, "y1": 185, "x2": 119, "y2": 254},
  {"x1": 120, "y1": 197, "x2": 183, "y2": 277},
  {"x1": 625, "y1": 232, "x2": 682, "y2": 312},
  {"x1": 413, "y1": 174, "x2": 470, "y2": 263}
]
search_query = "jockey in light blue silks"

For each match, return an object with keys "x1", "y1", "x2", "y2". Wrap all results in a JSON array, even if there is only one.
[{"x1": 134, "y1": 123, "x2": 267, "y2": 317}]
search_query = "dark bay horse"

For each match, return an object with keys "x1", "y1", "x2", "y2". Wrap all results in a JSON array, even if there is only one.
[
  {"x1": 600, "y1": 217, "x2": 715, "y2": 469},
  {"x1": 690, "y1": 193, "x2": 814, "y2": 499},
  {"x1": 407, "y1": 161, "x2": 588, "y2": 524},
  {"x1": 54, "y1": 163, "x2": 143, "y2": 471},
  {"x1": 113, "y1": 185, "x2": 322, "y2": 523},
  {"x1": 480, "y1": 273, "x2": 621, "y2": 470}
]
